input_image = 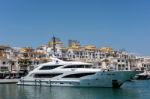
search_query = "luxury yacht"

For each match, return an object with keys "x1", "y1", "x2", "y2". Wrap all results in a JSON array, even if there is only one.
[{"x1": 17, "y1": 57, "x2": 140, "y2": 88}]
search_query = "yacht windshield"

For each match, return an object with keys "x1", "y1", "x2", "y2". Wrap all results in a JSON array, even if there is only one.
[{"x1": 40, "y1": 65, "x2": 62, "y2": 70}]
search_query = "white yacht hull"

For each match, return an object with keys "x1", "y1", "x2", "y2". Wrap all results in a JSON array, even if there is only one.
[{"x1": 17, "y1": 70, "x2": 139, "y2": 88}]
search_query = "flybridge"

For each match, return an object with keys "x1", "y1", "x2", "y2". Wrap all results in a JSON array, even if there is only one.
[
  {"x1": 50, "y1": 57, "x2": 92, "y2": 65},
  {"x1": 50, "y1": 57, "x2": 65, "y2": 64}
]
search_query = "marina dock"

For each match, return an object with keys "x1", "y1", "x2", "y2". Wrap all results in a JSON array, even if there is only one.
[{"x1": 0, "y1": 79, "x2": 19, "y2": 84}]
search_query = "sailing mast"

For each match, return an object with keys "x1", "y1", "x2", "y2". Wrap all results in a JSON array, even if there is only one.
[{"x1": 52, "y1": 36, "x2": 56, "y2": 55}]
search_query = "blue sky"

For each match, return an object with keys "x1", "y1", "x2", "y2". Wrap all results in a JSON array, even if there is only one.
[{"x1": 0, "y1": 0, "x2": 150, "y2": 55}]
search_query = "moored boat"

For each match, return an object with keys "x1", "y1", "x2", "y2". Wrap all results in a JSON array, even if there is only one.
[
  {"x1": 17, "y1": 57, "x2": 141, "y2": 88},
  {"x1": 134, "y1": 71, "x2": 150, "y2": 80}
]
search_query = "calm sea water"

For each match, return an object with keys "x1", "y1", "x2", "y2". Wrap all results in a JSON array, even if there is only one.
[{"x1": 0, "y1": 80, "x2": 150, "y2": 99}]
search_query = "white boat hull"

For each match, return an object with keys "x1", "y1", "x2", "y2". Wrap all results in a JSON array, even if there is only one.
[{"x1": 17, "y1": 70, "x2": 139, "y2": 88}]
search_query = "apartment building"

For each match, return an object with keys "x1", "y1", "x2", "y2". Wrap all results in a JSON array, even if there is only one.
[{"x1": 0, "y1": 38, "x2": 149, "y2": 74}]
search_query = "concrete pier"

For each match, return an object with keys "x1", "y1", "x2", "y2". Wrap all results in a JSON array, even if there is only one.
[{"x1": 0, "y1": 79, "x2": 19, "y2": 84}]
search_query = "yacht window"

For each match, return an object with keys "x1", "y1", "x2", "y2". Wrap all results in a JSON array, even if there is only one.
[
  {"x1": 40, "y1": 65, "x2": 62, "y2": 70},
  {"x1": 0, "y1": 67, "x2": 8, "y2": 71},
  {"x1": 34, "y1": 73, "x2": 62, "y2": 78},
  {"x1": 64, "y1": 65, "x2": 92, "y2": 68},
  {"x1": 85, "y1": 65, "x2": 92, "y2": 68},
  {"x1": 2, "y1": 62, "x2": 6, "y2": 65},
  {"x1": 62, "y1": 73, "x2": 95, "y2": 78}
]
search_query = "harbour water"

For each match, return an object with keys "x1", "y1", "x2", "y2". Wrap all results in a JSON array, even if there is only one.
[{"x1": 0, "y1": 80, "x2": 150, "y2": 99}]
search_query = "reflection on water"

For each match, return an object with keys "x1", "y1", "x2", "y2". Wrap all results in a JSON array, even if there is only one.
[{"x1": 0, "y1": 80, "x2": 150, "y2": 99}]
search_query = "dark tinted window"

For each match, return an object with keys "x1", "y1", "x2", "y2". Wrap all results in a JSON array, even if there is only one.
[
  {"x1": 34, "y1": 73, "x2": 62, "y2": 78},
  {"x1": 64, "y1": 65, "x2": 92, "y2": 68},
  {"x1": 40, "y1": 65, "x2": 62, "y2": 70},
  {"x1": 63, "y1": 73, "x2": 95, "y2": 78}
]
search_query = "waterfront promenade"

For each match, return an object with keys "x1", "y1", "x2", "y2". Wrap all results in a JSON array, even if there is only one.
[{"x1": 0, "y1": 79, "x2": 18, "y2": 84}]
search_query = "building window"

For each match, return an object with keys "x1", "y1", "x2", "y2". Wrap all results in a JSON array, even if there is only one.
[
  {"x1": 122, "y1": 64, "x2": 125, "y2": 67},
  {"x1": 2, "y1": 62, "x2": 6, "y2": 65},
  {"x1": 0, "y1": 67, "x2": 8, "y2": 71}
]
